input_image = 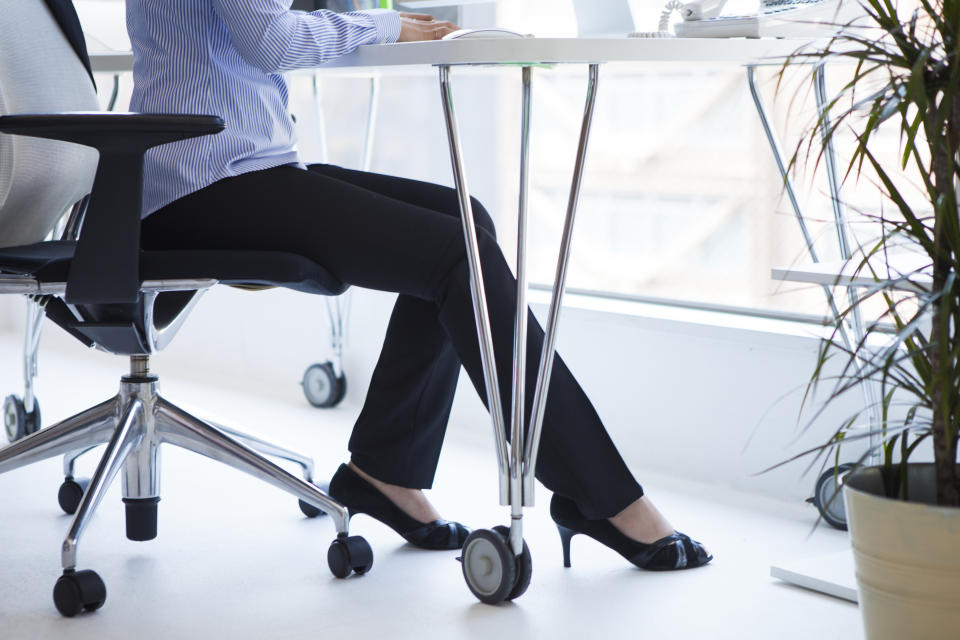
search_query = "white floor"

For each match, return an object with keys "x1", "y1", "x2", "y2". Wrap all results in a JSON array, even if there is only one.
[{"x1": 0, "y1": 335, "x2": 865, "y2": 639}]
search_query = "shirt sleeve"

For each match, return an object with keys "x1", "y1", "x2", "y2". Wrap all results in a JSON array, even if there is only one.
[{"x1": 210, "y1": 0, "x2": 401, "y2": 73}]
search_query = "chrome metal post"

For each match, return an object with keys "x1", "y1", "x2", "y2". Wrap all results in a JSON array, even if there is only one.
[
  {"x1": 155, "y1": 399, "x2": 349, "y2": 533},
  {"x1": 748, "y1": 63, "x2": 881, "y2": 464},
  {"x1": 521, "y1": 64, "x2": 600, "y2": 502},
  {"x1": 746, "y1": 65, "x2": 854, "y2": 351},
  {"x1": 0, "y1": 398, "x2": 116, "y2": 474},
  {"x1": 129, "y1": 355, "x2": 150, "y2": 378},
  {"x1": 814, "y1": 66, "x2": 854, "y2": 259},
  {"x1": 106, "y1": 74, "x2": 120, "y2": 111},
  {"x1": 120, "y1": 378, "x2": 161, "y2": 501},
  {"x1": 62, "y1": 400, "x2": 144, "y2": 570},
  {"x1": 438, "y1": 64, "x2": 510, "y2": 505},
  {"x1": 313, "y1": 73, "x2": 372, "y2": 382},
  {"x1": 312, "y1": 72, "x2": 330, "y2": 164},
  {"x1": 22, "y1": 299, "x2": 44, "y2": 414},
  {"x1": 507, "y1": 66, "x2": 533, "y2": 556},
  {"x1": 813, "y1": 64, "x2": 882, "y2": 463},
  {"x1": 324, "y1": 292, "x2": 351, "y2": 379},
  {"x1": 361, "y1": 75, "x2": 381, "y2": 172},
  {"x1": 63, "y1": 446, "x2": 100, "y2": 478}
]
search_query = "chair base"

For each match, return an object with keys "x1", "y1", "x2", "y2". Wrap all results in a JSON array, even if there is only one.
[{"x1": 0, "y1": 355, "x2": 371, "y2": 615}]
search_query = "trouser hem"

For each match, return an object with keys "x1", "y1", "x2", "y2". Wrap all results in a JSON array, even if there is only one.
[{"x1": 347, "y1": 453, "x2": 436, "y2": 490}]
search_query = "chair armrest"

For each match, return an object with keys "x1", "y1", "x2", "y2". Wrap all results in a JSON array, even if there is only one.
[
  {"x1": 0, "y1": 113, "x2": 225, "y2": 304},
  {"x1": 0, "y1": 113, "x2": 224, "y2": 147}
]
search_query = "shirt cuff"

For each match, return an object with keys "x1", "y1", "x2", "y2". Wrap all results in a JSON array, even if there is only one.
[{"x1": 365, "y1": 9, "x2": 402, "y2": 44}]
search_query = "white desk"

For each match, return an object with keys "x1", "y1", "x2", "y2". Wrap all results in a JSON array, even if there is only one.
[
  {"x1": 89, "y1": 51, "x2": 133, "y2": 74},
  {"x1": 323, "y1": 36, "x2": 814, "y2": 66},
  {"x1": 90, "y1": 37, "x2": 814, "y2": 73},
  {"x1": 88, "y1": 37, "x2": 841, "y2": 604},
  {"x1": 325, "y1": 37, "x2": 837, "y2": 604}
]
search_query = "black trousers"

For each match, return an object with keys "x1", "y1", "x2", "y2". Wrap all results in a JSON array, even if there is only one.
[{"x1": 141, "y1": 163, "x2": 643, "y2": 519}]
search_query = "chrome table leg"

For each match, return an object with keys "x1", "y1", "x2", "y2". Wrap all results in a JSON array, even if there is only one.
[
  {"x1": 521, "y1": 64, "x2": 600, "y2": 514},
  {"x1": 439, "y1": 64, "x2": 511, "y2": 506},
  {"x1": 440, "y1": 62, "x2": 600, "y2": 556},
  {"x1": 746, "y1": 65, "x2": 852, "y2": 347},
  {"x1": 361, "y1": 75, "x2": 381, "y2": 172},
  {"x1": 315, "y1": 72, "x2": 371, "y2": 384},
  {"x1": 323, "y1": 290, "x2": 351, "y2": 380},
  {"x1": 506, "y1": 65, "x2": 534, "y2": 555},
  {"x1": 106, "y1": 74, "x2": 120, "y2": 111},
  {"x1": 748, "y1": 63, "x2": 881, "y2": 464},
  {"x1": 312, "y1": 72, "x2": 330, "y2": 164},
  {"x1": 443, "y1": 63, "x2": 601, "y2": 602},
  {"x1": 812, "y1": 64, "x2": 882, "y2": 462},
  {"x1": 155, "y1": 398, "x2": 348, "y2": 533}
]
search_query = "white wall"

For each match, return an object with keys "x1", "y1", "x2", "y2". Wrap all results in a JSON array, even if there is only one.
[{"x1": 524, "y1": 294, "x2": 871, "y2": 503}]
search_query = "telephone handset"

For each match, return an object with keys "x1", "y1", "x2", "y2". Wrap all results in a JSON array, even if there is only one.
[
  {"x1": 670, "y1": 0, "x2": 857, "y2": 38},
  {"x1": 631, "y1": 0, "x2": 733, "y2": 38},
  {"x1": 680, "y1": 0, "x2": 730, "y2": 20}
]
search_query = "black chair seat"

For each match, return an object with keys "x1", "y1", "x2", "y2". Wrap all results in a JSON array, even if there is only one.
[
  {"x1": 0, "y1": 240, "x2": 75, "y2": 275},
  {"x1": 0, "y1": 240, "x2": 348, "y2": 296}
]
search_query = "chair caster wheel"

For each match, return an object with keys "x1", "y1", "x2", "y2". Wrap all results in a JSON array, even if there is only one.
[
  {"x1": 301, "y1": 362, "x2": 346, "y2": 408},
  {"x1": 3, "y1": 394, "x2": 40, "y2": 443},
  {"x1": 461, "y1": 527, "x2": 532, "y2": 604},
  {"x1": 810, "y1": 463, "x2": 854, "y2": 530},
  {"x1": 492, "y1": 525, "x2": 532, "y2": 600},
  {"x1": 58, "y1": 477, "x2": 91, "y2": 515},
  {"x1": 53, "y1": 569, "x2": 106, "y2": 617},
  {"x1": 299, "y1": 500, "x2": 323, "y2": 518},
  {"x1": 327, "y1": 535, "x2": 373, "y2": 578},
  {"x1": 298, "y1": 482, "x2": 330, "y2": 518}
]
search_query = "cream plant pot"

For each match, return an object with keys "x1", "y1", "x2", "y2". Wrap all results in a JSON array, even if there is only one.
[{"x1": 843, "y1": 464, "x2": 960, "y2": 640}]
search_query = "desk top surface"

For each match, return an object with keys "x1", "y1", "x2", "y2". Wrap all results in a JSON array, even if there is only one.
[
  {"x1": 322, "y1": 37, "x2": 816, "y2": 67},
  {"x1": 90, "y1": 37, "x2": 820, "y2": 74}
]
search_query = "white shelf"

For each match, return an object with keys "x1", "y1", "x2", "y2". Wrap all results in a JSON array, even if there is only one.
[
  {"x1": 771, "y1": 549, "x2": 859, "y2": 603},
  {"x1": 772, "y1": 254, "x2": 932, "y2": 293}
]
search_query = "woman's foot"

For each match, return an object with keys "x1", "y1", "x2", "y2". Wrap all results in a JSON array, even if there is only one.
[
  {"x1": 608, "y1": 495, "x2": 676, "y2": 544},
  {"x1": 550, "y1": 494, "x2": 712, "y2": 571},
  {"x1": 348, "y1": 462, "x2": 442, "y2": 524},
  {"x1": 328, "y1": 462, "x2": 470, "y2": 550}
]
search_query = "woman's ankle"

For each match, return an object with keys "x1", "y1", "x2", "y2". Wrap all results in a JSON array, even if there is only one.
[
  {"x1": 608, "y1": 496, "x2": 676, "y2": 544},
  {"x1": 348, "y1": 461, "x2": 442, "y2": 524}
]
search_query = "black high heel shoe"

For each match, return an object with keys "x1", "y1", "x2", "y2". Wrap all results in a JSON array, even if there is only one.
[
  {"x1": 550, "y1": 494, "x2": 712, "y2": 571},
  {"x1": 328, "y1": 464, "x2": 470, "y2": 551}
]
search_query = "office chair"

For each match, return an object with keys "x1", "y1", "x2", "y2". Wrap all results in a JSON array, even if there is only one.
[{"x1": 0, "y1": 0, "x2": 372, "y2": 617}]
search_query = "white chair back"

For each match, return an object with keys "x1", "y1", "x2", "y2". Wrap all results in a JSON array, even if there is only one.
[{"x1": 0, "y1": 0, "x2": 99, "y2": 248}]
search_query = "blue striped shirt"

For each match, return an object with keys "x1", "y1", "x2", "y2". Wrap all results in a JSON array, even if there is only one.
[{"x1": 127, "y1": 0, "x2": 401, "y2": 216}]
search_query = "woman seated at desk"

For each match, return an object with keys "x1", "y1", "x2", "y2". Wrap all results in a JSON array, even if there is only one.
[{"x1": 133, "y1": 0, "x2": 712, "y2": 571}]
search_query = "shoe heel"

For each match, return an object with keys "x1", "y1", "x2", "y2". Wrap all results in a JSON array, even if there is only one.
[{"x1": 557, "y1": 525, "x2": 576, "y2": 568}]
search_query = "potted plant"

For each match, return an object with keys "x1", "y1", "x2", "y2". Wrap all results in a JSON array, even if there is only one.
[{"x1": 774, "y1": 0, "x2": 960, "y2": 637}]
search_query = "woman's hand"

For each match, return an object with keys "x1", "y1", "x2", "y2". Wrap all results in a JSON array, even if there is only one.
[{"x1": 396, "y1": 12, "x2": 458, "y2": 42}]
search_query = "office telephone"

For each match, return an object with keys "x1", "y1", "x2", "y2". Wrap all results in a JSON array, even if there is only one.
[{"x1": 669, "y1": 0, "x2": 860, "y2": 38}]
